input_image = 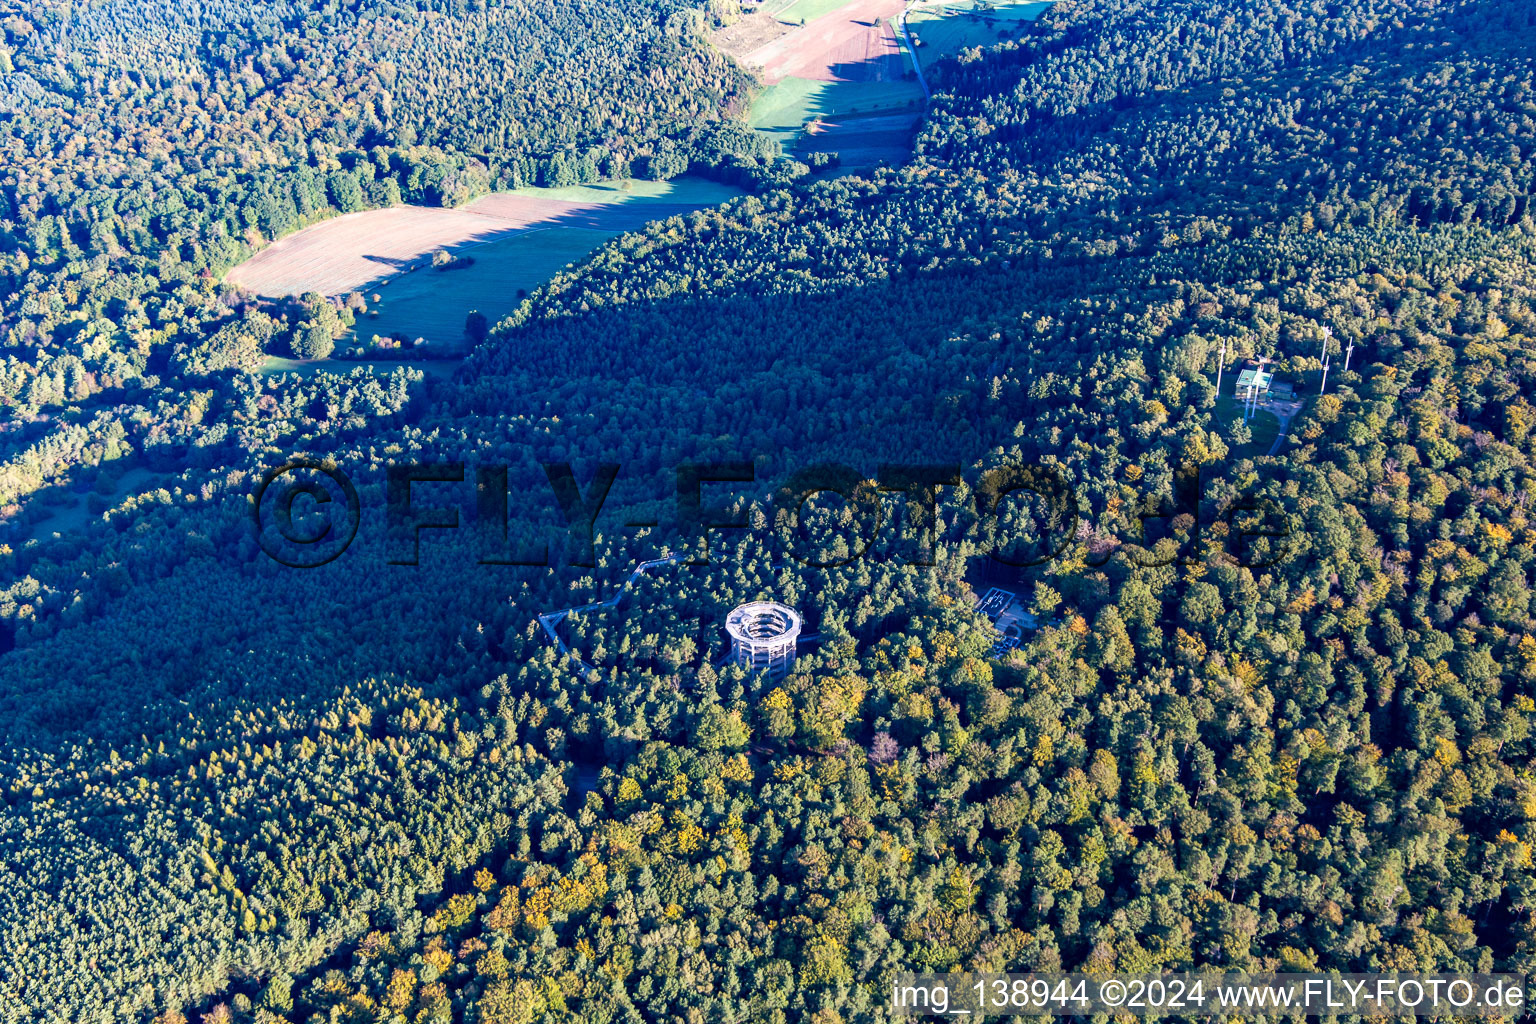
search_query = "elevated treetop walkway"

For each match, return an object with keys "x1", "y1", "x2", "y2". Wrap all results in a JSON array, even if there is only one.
[{"x1": 535, "y1": 555, "x2": 683, "y2": 676}]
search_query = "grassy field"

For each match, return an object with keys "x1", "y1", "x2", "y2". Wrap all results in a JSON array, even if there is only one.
[
  {"x1": 906, "y1": 0, "x2": 1052, "y2": 61},
  {"x1": 750, "y1": 76, "x2": 924, "y2": 132},
  {"x1": 346, "y1": 227, "x2": 614, "y2": 350},
  {"x1": 775, "y1": 0, "x2": 861, "y2": 25},
  {"x1": 8, "y1": 465, "x2": 160, "y2": 548},
  {"x1": 798, "y1": 111, "x2": 922, "y2": 166},
  {"x1": 723, "y1": 0, "x2": 927, "y2": 168},
  {"x1": 750, "y1": 76, "x2": 925, "y2": 164},
  {"x1": 227, "y1": 178, "x2": 742, "y2": 298},
  {"x1": 737, "y1": 0, "x2": 1074, "y2": 168},
  {"x1": 346, "y1": 180, "x2": 741, "y2": 349},
  {"x1": 232, "y1": 177, "x2": 741, "y2": 353},
  {"x1": 1213, "y1": 397, "x2": 1283, "y2": 456}
]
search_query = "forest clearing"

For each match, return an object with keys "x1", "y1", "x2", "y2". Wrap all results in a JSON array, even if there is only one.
[
  {"x1": 225, "y1": 179, "x2": 739, "y2": 298},
  {"x1": 220, "y1": 0, "x2": 1044, "y2": 350},
  {"x1": 226, "y1": 0, "x2": 935, "y2": 308},
  {"x1": 904, "y1": 0, "x2": 1052, "y2": 61},
  {"x1": 729, "y1": 0, "x2": 925, "y2": 165}
]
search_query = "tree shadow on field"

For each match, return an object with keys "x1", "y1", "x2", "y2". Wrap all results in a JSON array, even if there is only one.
[{"x1": 362, "y1": 253, "x2": 421, "y2": 271}]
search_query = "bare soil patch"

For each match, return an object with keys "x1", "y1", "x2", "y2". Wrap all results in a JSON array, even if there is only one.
[
  {"x1": 712, "y1": 12, "x2": 795, "y2": 59},
  {"x1": 743, "y1": 0, "x2": 907, "y2": 84},
  {"x1": 226, "y1": 182, "x2": 738, "y2": 299},
  {"x1": 226, "y1": 195, "x2": 632, "y2": 297}
]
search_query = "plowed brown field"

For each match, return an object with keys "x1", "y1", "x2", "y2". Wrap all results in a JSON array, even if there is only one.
[
  {"x1": 225, "y1": 195, "x2": 606, "y2": 297},
  {"x1": 743, "y1": 0, "x2": 907, "y2": 84}
]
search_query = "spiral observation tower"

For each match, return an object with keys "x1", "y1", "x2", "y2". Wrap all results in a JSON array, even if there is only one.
[{"x1": 725, "y1": 601, "x2": 802, "y2": 680}]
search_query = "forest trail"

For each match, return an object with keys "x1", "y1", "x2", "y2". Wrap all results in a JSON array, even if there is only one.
[{"x1": 1263, "y1": 398, "x2": 1305, "y2": 456}]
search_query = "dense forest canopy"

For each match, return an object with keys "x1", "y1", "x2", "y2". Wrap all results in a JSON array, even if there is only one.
[
  {"x1": 3, "y1": 0, "x2": 1536, "y2": 1021},
  {"x1": 0, "y1": 0, "x2": 771, "y2": 518}
]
